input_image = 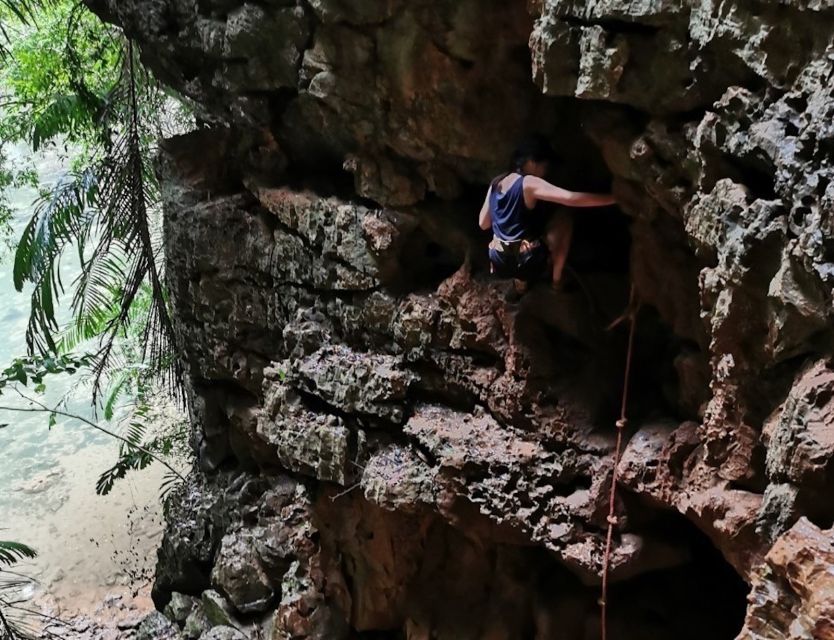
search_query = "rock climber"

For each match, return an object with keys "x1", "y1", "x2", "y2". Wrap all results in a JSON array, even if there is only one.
[{"x1": 478, "y1": 134, "x2": 616, "y2": 300}]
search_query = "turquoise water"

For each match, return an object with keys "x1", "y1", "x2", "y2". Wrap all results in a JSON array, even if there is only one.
[
  {"x1": 0, "y1": 142, "x2": 165, "y2": 614},
  {"x1": 0, "y1": 142, "x2": 107, "y2": 512}
]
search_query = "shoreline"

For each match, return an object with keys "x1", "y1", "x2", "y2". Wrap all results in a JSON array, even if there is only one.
[{"x1": 2, "y1": 439, "x2": 168, "y2": 637}]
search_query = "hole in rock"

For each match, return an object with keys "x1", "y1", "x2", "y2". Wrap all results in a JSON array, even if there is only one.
[
  {"x1": 353, "y1": 507, "x2": 749, "y2": 640},
  {"x1": 723, "y1": 155, "x2": 777, "y2": 200},
  {"x1": 445, "y1": 117, "x2": 712, "y2": 425},
  {"x1": 604, "y1": 497, "x2": 750, "y2": 640}
]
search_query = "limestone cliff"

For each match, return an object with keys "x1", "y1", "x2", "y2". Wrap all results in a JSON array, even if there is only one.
[{"x1": 84, "y1": 1, "x2": 834, "y2": 638}]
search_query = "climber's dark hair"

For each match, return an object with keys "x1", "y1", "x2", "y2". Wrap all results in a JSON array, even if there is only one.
[
  {"x1": 511, "y1": 134, "x2": 556, "y2": 170},
  {"x1": 491, "y1": 134, "x2": 556, "y2": 193}
]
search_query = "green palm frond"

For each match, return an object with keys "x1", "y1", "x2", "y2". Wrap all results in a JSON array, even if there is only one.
[
  {"x1": 0, "y1": 541, "x2": 38, "y2": 639},
  {"x1": 14, "y1": 168, "x2": 98, "y2": 354},
  {"x1": 0, "y1": 542, "x2": 36, "y2": 568},
  {"x1": 1, "y1": 553, "x2": 39, "y2": 640},
  {"x1": 13, "y1": 39, "x2": 183, "y2": 406}
]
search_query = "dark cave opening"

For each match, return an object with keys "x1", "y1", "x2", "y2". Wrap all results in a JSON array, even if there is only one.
[
  {"x1": 601, "y1": 497, "x2": 751, "y2": 640},
  {"x1": 536, "y1": 518, "x2": 748, "y2": 640},
  {"x1": 379, "y1": 506, "x2": 750, "y2": 640}
]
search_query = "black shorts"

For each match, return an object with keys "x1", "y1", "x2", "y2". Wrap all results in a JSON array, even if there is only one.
[{"x1": 488, "y1": 242, "x2": 548, "y2": 282}]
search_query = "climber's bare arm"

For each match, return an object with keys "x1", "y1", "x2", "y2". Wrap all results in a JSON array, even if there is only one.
[
  {"x1": 524, "y1": 176, "x2": 615, "y2": 208},
  {"x1": 478, "y1": 189, "x2": 492, "y2": 230}
]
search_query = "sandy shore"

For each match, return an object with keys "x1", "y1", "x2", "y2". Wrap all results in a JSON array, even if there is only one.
[{"x1": 2, "y1": 437, "x2": 169, "y2": 635}]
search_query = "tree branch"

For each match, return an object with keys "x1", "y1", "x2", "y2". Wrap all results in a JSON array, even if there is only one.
[{"x1": 0, "y1": 401, "x2": 185, "y2": 482}]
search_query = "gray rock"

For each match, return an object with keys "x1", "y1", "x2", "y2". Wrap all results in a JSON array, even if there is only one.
[
  {"x1": 256, "y1": 377, "x2": 351, "y2": 484},
  {"x1": 135, "y1": 611, "x2": 181, "y2": 640},
  {"x1": 183, "y1": 607, "x2": 212, "y2": 640},
  {"x1": 164, "y1": 592, "x2": 199, "y2": 624},
  {"x1": 152, "y1": 474, "x2": 227, "y2": 606},
  {"x1": 292, "y1": 345, "x2": 417, "y2": 423},
  {"x1": 84, "y1": 0, "x2": 834, "y2": 635},
  {"x1": 201, "y1": 590, "x2": 239, "y2": 628},
  {"x1": 200, "y1": 627, "x2": 248, "y2": 640},
  {"x1": 211, "y1": 531, "x2": 274, "y2": 614}
]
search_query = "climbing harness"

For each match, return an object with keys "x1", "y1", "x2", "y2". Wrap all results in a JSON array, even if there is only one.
[
  {"x1": 488, "y1": 236, "x2": 541, "y2": 255},
  {"x1": 599, "y1": 284, "x2": 640, "y2": 640}
]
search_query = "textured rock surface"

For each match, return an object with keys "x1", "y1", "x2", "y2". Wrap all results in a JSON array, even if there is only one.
[
  {"x1": 135, "y1": 611, "x2": 181, "y2": 640},
  {"x1": 739, "y1": 518, "x2": 834, "y2": 639},
  {"x1": 84, "y1": 0, "x2": 834, "y2": 637}
]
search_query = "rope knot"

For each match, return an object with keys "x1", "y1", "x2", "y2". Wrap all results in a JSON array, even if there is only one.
[
  {"x1": 615, "y1": 418, "x2": 628, "y2": 429},
  {"x1": 607, "y1": 515, "x2": 619, "y2": 526}
]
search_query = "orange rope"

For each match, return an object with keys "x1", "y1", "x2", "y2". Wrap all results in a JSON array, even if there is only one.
[{"x1": 600, "y1": 284, "x2": 639, "y2": 640}]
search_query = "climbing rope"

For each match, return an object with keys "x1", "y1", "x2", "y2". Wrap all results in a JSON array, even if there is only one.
[{"x1": 600, "y1": 284, "x2": 640, "y2": 640}]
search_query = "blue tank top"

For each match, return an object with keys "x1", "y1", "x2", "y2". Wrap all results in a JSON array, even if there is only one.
[{"x1": 490, "y1": 175, "x2": 532, "y2": 241}]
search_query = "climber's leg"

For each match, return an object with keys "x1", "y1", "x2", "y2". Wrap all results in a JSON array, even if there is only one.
[{"x1": 545, "y1": 211, "x2": 573, "y2": 287}]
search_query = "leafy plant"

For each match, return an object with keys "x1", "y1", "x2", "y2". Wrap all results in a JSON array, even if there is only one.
[
  {"x1": 0, "y1": 354, "x2": 186, "y2": 486},
  {"x1": 3, "y1": 8, "x2": 187, "y2": 407},
  {"x1": 0, "y1": 543, "x2": 35, "y2": 568},
  {"x1": 0, "y1": 1, "x2": 54, "y2": 55},
  {"x1": 1, "y1": 0, "x2": 192, "y2": 497},
  {"x1": 0, "y1": 541, "x2": 37, "y2": 640}
]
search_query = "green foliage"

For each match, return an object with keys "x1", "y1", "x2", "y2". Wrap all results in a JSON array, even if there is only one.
[
  {"x1": 0, "y1": 540, "x2": 37, "y2": 639},
  {"x1": 0, "y1": 1, "x2": 118, "y2": 151},
  {"x1": 3, "y1": 10, "x2": 187, "y2": 401},
  {"x1": 0, "y1": 542, "x2": 35, "y2": 567},
  {"x1": 0, "y1": 5, "x2": 190, "y2": 632},
  {"x1": 0, "y1": 353, "x2": 92, "y2": 388},
  {"x1": 96, "y1": 402, "x2": 188, "y2": 496},
  {"x1": 0, "y1": 351, "x2": 187, "y2": 495},
  {"x1": 0, "y1": 148, "x2": 37, "y2": 254},
  {"x1": 0, "y1": 1, "x2": 54, "y2": 57},
  {"x1": 0, "y1": 0, "x2": 192, "y2": 511}
]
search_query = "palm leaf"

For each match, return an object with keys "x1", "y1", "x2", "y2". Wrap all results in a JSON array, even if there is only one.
[
  {"x1": 14, "y1": 39, "x2": 183, "y2": 407},
  {"x1": 80, "y1": 42, "x2": 181, "y2": 402},
  {"x1": 13, "y1": 168, "x2": 98, "y2": 354},
  {"x1": 0, "y1": 543, "x2": 35, "y2": 568},
  {"x1": 1, "y1": 563, "x2": 46, "y2": 640}
]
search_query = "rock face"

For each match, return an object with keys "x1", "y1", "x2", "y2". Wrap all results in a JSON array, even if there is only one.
[
  {"x1": 739, "y1": 517, "x2": 834, "y2": 639},
  {"x1": 83, "y1": 0, "x2": 834, "y2": 637}
]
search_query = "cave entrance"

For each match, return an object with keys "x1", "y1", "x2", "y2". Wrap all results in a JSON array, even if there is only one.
[
  {"x1": 397, "y1": 506, "x2": 750, "y2": 640},
  {"x1": 601, "y1": 507, "x2": 750, "y2": 640},
  {"x1": 529, "y1": 509, "x2": 749, "y2": 640}
]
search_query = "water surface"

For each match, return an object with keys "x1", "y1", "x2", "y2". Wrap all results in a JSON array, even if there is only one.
[{"x1": 0, "y1": 141, "x2": 165, "y2": 616}]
